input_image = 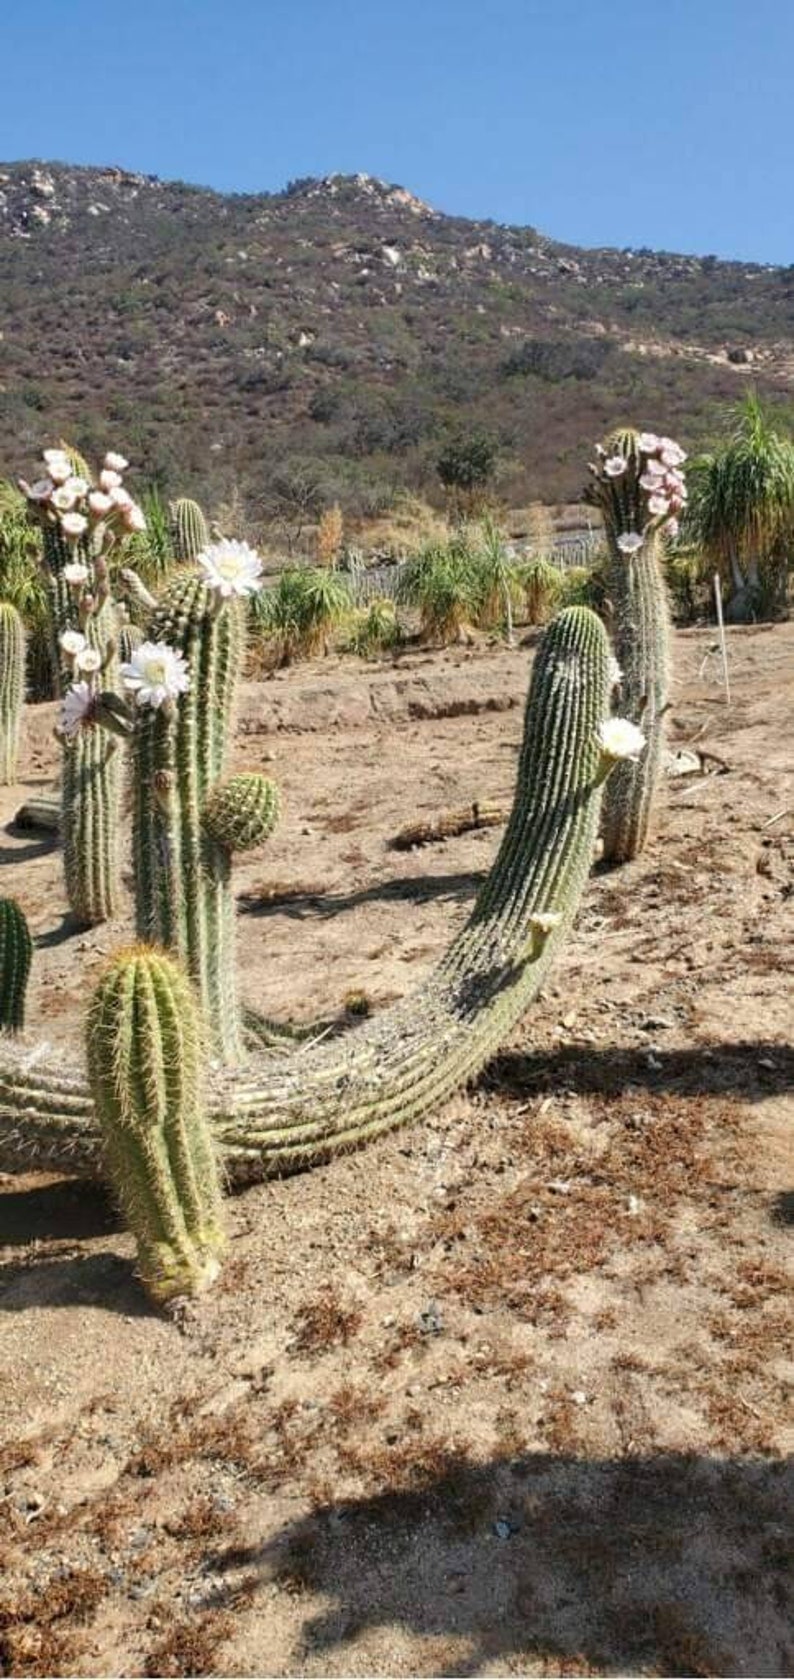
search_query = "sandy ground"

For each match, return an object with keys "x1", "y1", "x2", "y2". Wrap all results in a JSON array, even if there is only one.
[{"x1": 0, "y1": 623, "x2": 792, "y2": 1678}]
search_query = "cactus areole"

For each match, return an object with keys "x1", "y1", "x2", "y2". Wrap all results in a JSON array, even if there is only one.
[{"x1": 0, "y1": 607, "x2": 619, "y2": 1181}]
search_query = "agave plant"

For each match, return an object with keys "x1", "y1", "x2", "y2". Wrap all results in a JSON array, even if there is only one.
[
  {"x1": 686, "y1": 394, "x2": 794, "y2": 619},
  {"x1": 255, "y1": 567, "x2": 352, "y2": 663},
  {"x1": 470, "y1": 517, "x2": 522, "y2": 642},
  {"x1": 397, "y1": 535, "x2": 481, "y2": 644}
]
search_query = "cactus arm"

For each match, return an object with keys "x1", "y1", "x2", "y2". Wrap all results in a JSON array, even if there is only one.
[
  {"x1": 0, "y1": 900, "x2": 33, "y2": 1032},
  {"x1": 170, "y1": 498, "x2": 209, "y2": 563},
  {"x1": 0, "y1": 607, "x2": 613, "y2": 1180},
  {"x1": 0, "y1": 603, "x2": 26, "y2": 785}
]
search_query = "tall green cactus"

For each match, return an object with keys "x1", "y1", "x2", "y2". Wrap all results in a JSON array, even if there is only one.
[
  {"x1": 170, "y1": 497, "x2": 209, "y2": 563},
  {"x1": 588, "y1": 427, "x2": 686, "y2": 864},
  {"x1": 132, "y1": 575, "x2": 279, "y2": 1063},
  {"x1": 0, "y1": 602, "x2": 25, "y2": 784},
  {"x1": 0, "y1": 899, "x2": 32, "y2": 1033},
  {"x1": 0, "y1": 607, "x2": 632, "y2": 1181},
  {"x1": 86, "y1": 945, "x2": 225, "y2": 1302}
]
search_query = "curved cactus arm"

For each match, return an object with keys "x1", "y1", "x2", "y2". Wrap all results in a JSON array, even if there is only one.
[
  {"x1": 86, "y1": 945, "x2": 225, "y2": 1302},
  {"x1": 170, "y1": 498, "x2": 209, "y2": 563},
  {"x1": 0, "y1": 607, "x2": 621, "y2": 1182},
  {"x1": 0, "y1": 900, "x2": 33, "y2": 1032},
  {"x1": 0, "y1": 603, "x2": 26, "y2": 785}
]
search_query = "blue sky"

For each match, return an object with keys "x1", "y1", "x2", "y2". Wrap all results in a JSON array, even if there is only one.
[{"x1": 3, "y1": 0, "x2": 793, "y2": 262}]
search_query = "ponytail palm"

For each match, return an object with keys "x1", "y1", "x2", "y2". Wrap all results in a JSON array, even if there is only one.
[{"x1": 686, "y1": 395, "x2": 794, "y2": 617}]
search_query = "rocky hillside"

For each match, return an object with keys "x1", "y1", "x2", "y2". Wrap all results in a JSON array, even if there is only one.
[{"x1": 2, "y1": 160, "x2": 793, "y2": 510}]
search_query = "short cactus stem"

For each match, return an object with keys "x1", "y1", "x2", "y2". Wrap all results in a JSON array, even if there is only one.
[
  {"x1": 588, "y1": 427, "x2": 684, "y2": 863},
  {"x1": 0, "y1": 602, "x2": 26, "y2": 784},
  {"x1": 86, "y1": 945, "x2": 225, "y2": 1303},
  {"x1": 170, "y1": 497, "x2": 209, "y2": 563},
  {"x1": 0, "y1": 899, "x2": 33, "y2": 1033}
]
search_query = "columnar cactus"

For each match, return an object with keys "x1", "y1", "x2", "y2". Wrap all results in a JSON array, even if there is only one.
[
  {"x1": 86, "y1": 945, "x2": 225, "y2": 1302},
  {"x1": 118, "y1": 620, "x2": 144, "y2": 664},
  {"x1": 130, "y1": 566, "x2": 276, "y2": 1063},
  {"x1": 170, "y1": 497, "x2": 209, "y2": 562},
  {"x1": 588, "y1": 428, "x2": 686, "y2": 864},
  {"x1": 0, "y1": 607, "x2": 645, "y2": 1181},
  {"x1": 0, "y1": 602, "x2": 25, "y2": 784},
  {"x1": 0, "y1": 899, "x2": 33, "y2": 1032},
  {"x1": 20, "y1": 446, "x2": 147, "y2": 924}
]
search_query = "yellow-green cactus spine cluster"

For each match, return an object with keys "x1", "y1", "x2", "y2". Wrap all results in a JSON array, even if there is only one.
[
  {"x1": 0, "y1": 602, "x2": 25, "y2": 784},
  {"x1": 132, "y1": 574, "x2": 278, "y2": 1064},
  {"x1": 588, "y1": 427, "x2": 686, "y2": 864},
  {"x1": 170, "y1": 497, "x2": 209, "y2": 563},
  {"x1": 0, "y1": 899, "x2": 33, "y2": 1033},
  {"x1": 0, "y1": 607, "x2": 636, "y2": 1180},
  {"x1": 86, "y1": 945, "x2": 225, "y2": 1303}
]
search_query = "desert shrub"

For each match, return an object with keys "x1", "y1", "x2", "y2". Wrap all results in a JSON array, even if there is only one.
[
  {"x1": 518, "y1": 557, "x2": 563, "y2": 624},
  {"x1": 468, "y1": 517, "x2": 522, "y2": 638},
  {"x1": 344, "y1": 597, "x2": 401, "y2": 658},
  {"x1": 0, "y1": 482, "x2": 53, "y2": 698},
  {"x1": 255, "y1": 566, "x2": 353, "y2": 663},
  {"x1": 397, "y1": 535, "x2": 481, "y2": 644}
]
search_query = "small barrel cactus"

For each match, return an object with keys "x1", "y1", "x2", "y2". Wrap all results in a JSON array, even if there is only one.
[
  {"x1": 0, "y1": 602, "x2": 26, "y2": 784},
  {"x1": 86, "y1": 945, "x2": 225, "y2": 1303},
  {"x1": 170, "y1": 497, "x2": 209, "y2": 563},
  {"x1": 0, "y1": 899, "x2": 33, "y2": 1032},
  {"x1": 588, "y1": 428, "x2": 686, "y2": 863}
]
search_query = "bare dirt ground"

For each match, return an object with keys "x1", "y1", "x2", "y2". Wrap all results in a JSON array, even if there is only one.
[{"x1": 0, "y1": 623, "x2": 792, "y2": 1679}]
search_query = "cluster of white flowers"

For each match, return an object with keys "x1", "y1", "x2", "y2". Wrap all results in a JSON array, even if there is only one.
[
  {"x1": 595, "y1": 431, "x2": 687, "y2": 556},
  {"x1": 120, "y1": 641, "x2": 191, "y2": 710},
  {"x1": 23, "y1": 448, "x2": 146, "y2": 543},
  {"x1": 196, "y1": 539, "x2": 263, "y2": 599}
]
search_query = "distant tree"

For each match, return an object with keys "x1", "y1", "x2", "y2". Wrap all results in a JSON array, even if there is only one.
[
  {"x1": 261, "y1": 461, "x2": 329, "y2": 554},
  {"x1": 436, "y1": 432, "x2": 497, "y2": 519}
]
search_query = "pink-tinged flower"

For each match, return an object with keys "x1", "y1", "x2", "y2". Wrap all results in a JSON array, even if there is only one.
[
  {"x1": 647, "y1": 494, "x2": 670, "y2": 517},
  {"x1": 74, "y1": 646, "x2": 102, "y2": 676},
  {"x1": 124, "y1": 503, "x2": 147, "y2": 532},
  {"x1": 59, "y1": 629, "x2": 87, "y2": 658},
  {"x1": 639, "y1": 466, "x2": 665, "y2": 491},
  {"x1": 197, "y1": 539, "x2": 263, "y2": 599},
  {"x1": 64, "y1": 475, "x2": 89, "y2": 498},
  {"x1": 659, "y1": 438, "x2": 686, "y2": 466},
  {"x1": 60, "y1": 511, "x2": 88, "y2": 539},
  {"x1": 88, "y1": 491, "x2": 114, "y2": 517},
  {"x1": 121, "y1": 641, "x2": 191, "y2": 710},
  {"x1": 28, "y1": 477, "x2": 54, "y2": 501},
  {"x1": 617, "y1": 531, "x2": 644, "y2": 555},
  {"x1": 103, "y1": 451, "x2": 129, "y2": 473},
  {"x1": 664, "y1": 517, "x2": 680, "y2": 539},
  {"x1": 43, "y1": 449, "x2": 72, "y2": 483},
  {"x1": 109, "y1": 486, "x2": 133, "y2": 510},
  {"x1": 99, "y1": 468, "x2": 122, "y2": 491},
  {"x1": 63, "y1": 562, "x2": 90, "y2": 587},
  {"x1": 604, "y1": 455, "x2": 628, "y2": 477},
  {"x1": 61, "y1": 681, "x2": 94, "y2": 738},
  {"x1": 51, "y1": 485, "x2": 78, "y2": 513},
  {"x1": 637, "y1": 432, "x2": 660, "y2": 454}
]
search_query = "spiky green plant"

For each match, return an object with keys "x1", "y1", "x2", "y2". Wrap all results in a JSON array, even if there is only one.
[
  {"x1": 588, "y1": 427, "x2": 683, "y2": 863},
  {"x1": 0, "y1": 607, "x2": 631, "y2": 1180},
  {"x1": 519, "y1": 557, "x2": 563, "y2": 625},
  {"x1": 0, "y1": 899, "x2": 33, "y2": 1033},
  {"x1": 256, "y1": 567, "x2": 352, "y2": 663},
  {"x1": 86, "y1": 945, "x2": 225, "y2": 1303},
  {"x1": 685, "y1": 394, "x2": 794, "y2": 619},
  {"x1": 471, "y1": 517, "x2": 521, "y2": 641},
  {"x1": 344, "y1": 596, "x2": 400, "y2": 658},
  {"x1": 0, "y1": 482, "x2": 53, "y2": 699},
  {"x1": 132, "y1": 575, "x2": 280, "y2": 1063},
  {"x1": 170, "y1": 497, "x2": 209, "y2": 563},
  {"x1": 0, "y1": 602, "x2": 25, "y2": 784},
  {"x1": 397, "y1": 535, "x2": 481, "y2": 644}
]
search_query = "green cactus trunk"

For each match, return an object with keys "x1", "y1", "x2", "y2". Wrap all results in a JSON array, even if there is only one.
[
  {"x1": 132, "y1": 576, "x2": 275, "y2": 1063},
  {"x1": 86, "y1": 945, "x2": 225, "y2": 1302},
  {"x1": 118, "y1": 621, "x2": 144, "y2": 663},
  {"x1": 0, "y1": 899, "x2": 33, "y2": 1033},
  {"x1": 170, "y1": 498, "x2": 209, "y2": 563},
  {"x1": 0, "y1": 607, "x2": 612, "y2": 1180},
  {"x1": 0, "y1": 602, "x2": 25, "y2": 785}
]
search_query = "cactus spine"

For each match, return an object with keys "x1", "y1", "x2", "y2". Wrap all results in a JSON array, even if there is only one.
[
  {"x1": 132, "y1": 575, "x2": 278, "y2": 1063},
  {"x1": 170, "y1": 498, "x2": 209, "y2": 562},
  {"x1": 0, "y1": 899, "x2": 33, "y2": 1033},
  {"x1": 0, "y1": 602, "x2": 25, "y2": 784},
  {"x1": 0, "y1": 607, "x2": 616, "y2": 1179},
  {"x1": 589, "y1": 428, "x2": 685, "y2": 864},
  {"x1": 86, "y1": 945, "x2": 225, "y2": 1302}
]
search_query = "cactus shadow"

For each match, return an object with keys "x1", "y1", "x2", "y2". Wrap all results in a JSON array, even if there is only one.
[
  {"x1": 204, "y1": 1450, "x2": 793, "y2": 1676},
  {"x1": 0, "y1": 836, "x2": 60, "y2": 864},
  {"x1": 0, "y1": 1251, "x2": 154, "y2": 1318},
  {"x1": 483, "y1": 1039, "x2": 794, "y2": 1104},
  {"x1": 238, "y1": 870, "x2": 486, "y2": 921},
  {"x1": 0, "y1": 1175, "x2": 120, "y2": 1247},
  {"x1": 35, "y1": 911, "x2": 93, "y2": 948}
]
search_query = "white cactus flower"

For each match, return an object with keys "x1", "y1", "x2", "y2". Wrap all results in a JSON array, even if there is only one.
[
  {"x1": 63, "y1": 562, "x2": 90, "y2": 586},
  {"x1": 60, "y1": 511, "x2": 88, "y2": 539},
  {"x1": 74, "y1": 646, "x2": 102, "y2": 676},
  {"x1": 531, "y1": 911, "x2": 562, "y2": 934},
  {"x1": 124, "y1": 503, "x2": 147, "y2": 532},
  {"x1": 61, "y1": 681, "x2": 94, "y2": 738},
  {"x1": 639, "y1": 468, "x2": 665, "y2": 491},
  {"x1": 28, "y1": 478, "x2": 54, "y2": 501},
  {"x1": 64, "y1": 475, "x2": 89, "y2": 498},
  {"x1": 647, "y1": 494, "x2": 670, "y2": 516},
  {"x1": 51, "y1": 485, "x2": 78, "y2": 513},
  {"x1": 617, "y1": 531, "x2": 644, "y2": 555},
  {"x1": 604, "y1": 455, "x2": 628, "y2": 477},
  {"x1": 43, "y1": 450, "x2": 72, "y2": 483},
  {"x1": 637, "y1": 432, "x2": 660, "y2": 454},
  {"x1": 99, "y1": 468, "x2": 122, "y2": 491},
  {"x1": 88, "y1": 491, "x2": 114, "y2": 517},
  {"x1": 104, "y1": 451, "x2": 129, "y2": 473},
  {"x1": 598, "y1": 717, "x2": 647, "y2": 761},
  {"x1": 197, "y1": 539, "x2": 263, "y2": 599},
  {"x1": 659, "y1": 439, "x2": 686, "y2": 466},
  {"x1": 608, "y1": 656, "x2": 623, "y2": 688},
  {"x1": 121, "y1": 641, "x2": 191, "y2": 710},
  {"x1": 109, "y1": 485, "x2": 133, "y2": 509},
  {"x1": 59, "y1": 629, "x2": 87, "y2": 658}
]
